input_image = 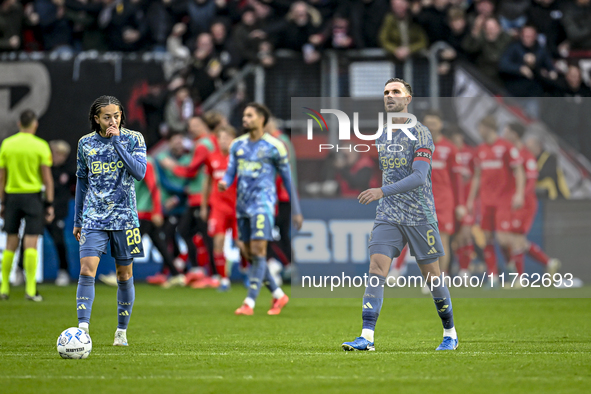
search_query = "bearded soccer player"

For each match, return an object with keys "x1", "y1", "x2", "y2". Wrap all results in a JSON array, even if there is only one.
[
  {"x1": 502, "y1": 123, "x2": 560, "y2": 277},
  {"x1": 342, "y1": 78, "x2": 458, "y2": 352},
  {"x1": 73, "y1": 96, "x2": 147, "y2": 346},
  {"x1": 466, "y1": 116, "x2": 525, "y2": 286},
  {"x1": 219, "y1": 103, "x2": 302, "y2": 315}
]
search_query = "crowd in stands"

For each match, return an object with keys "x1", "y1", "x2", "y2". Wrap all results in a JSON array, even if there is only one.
[{"x1": 2, "y1": 0, "x2": 591, "y2": 99}]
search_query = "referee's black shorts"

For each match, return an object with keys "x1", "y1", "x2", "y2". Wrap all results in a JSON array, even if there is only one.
[{"x1": 3, "y1": 193, "x2": 44, "y2": 235}]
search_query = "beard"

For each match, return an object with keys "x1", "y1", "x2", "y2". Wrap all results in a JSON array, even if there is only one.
[{"x1": 384, "y1": 100, "x2": 406, "y2": 113}]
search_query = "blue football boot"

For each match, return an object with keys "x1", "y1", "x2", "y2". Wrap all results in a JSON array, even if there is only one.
[
  {"x1": 342, "y1": 337, "x2": 375, "y2": 351},
  {"x1": 436, "y1": 336, "x2": 458, "y2": 350}
]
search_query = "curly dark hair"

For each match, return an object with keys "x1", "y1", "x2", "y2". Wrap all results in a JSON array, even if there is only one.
[{"x1": 88, "y1": 95, "x2": 126, "y2": 132}]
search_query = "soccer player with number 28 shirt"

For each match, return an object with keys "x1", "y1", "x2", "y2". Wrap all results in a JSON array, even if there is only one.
[
  {"x1": 342, "y1": 78, "x2": 458, "y2": 352},
  {"x1": 73, "y1": 96, "x2": 147, "y2": 346}
]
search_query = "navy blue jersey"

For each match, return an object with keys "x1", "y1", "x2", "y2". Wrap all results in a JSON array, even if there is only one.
[
  {"x1": 76, "y1": 129, "x2": 146, "y2": 230},
  {"x1": 376, "y1": 119, "x2": 437, "y2": 226},
  {"x1": 222, "y1": 133, "x2": 292, "y2": 218}
]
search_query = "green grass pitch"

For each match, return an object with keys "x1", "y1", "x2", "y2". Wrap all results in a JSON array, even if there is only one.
[{"x1": 1, "y1": 284, "x2": 590, "y2": 393}]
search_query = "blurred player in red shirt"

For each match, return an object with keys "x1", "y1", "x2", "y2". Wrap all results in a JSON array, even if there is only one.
[
  {"x1": 449, "y1": 126, "x2": 477, "y2": 277},
  {"x1": 502, "y1": 123, "x2": 561, "y2": 277},
  {"x1": 466, "y1": 116, "x2": 525, "y2": 285},
  {"x1": 158, "y1": 116, "x2": 217, "y2": 286},
  {"x1": 422, "y1": 111, "x2": 464, "y2": 273},
  {"x1": 202, "y1": 126, "x2": 238, "y2": 291}
]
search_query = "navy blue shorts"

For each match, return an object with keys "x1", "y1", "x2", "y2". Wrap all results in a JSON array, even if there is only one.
[
  {"x1": 368, "y1": 220, "x2": 444, "y2": 263},
  {"x1": 237, "y1": 213, "x2": 274, "y2": 242},
  {"x1": 79, "y1": 228, "x2": 144, "y2": 264}
]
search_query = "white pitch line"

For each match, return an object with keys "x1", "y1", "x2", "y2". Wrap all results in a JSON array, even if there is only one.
[
  {"x1": 0, "y1": 375, "x2": 587, "y2": 382},
  {"x1": 1, "y1": 351, "x2": 589, "y2": 357}
]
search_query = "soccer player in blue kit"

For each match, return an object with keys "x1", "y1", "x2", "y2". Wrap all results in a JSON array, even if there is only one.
[
  {"x1": 219, "y1": 103, "x2": 302, "y2": 316},
  {"x1": 73, "y1": 96, "x2": 147, "y2": 346},
  {"x1": 342, "y1": 79, "x2": 458, "y2": 351}
]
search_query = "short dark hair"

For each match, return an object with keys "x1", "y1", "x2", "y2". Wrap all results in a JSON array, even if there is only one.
[
  {"x1": 88, "y1": 96, "x2": 126, "y2": 132},
  {"x1": 246, "y1": 102, "x2": 271, "y2": 126},
  {"x1": 384, "y1": 78, "x2": 413, "y2": 96},
  {"x1": 507, "y1": 122, "x2": 526, "y2": 138},
  {"x1": 19, "y1": 109, "x2": 37, "y2": 128}
]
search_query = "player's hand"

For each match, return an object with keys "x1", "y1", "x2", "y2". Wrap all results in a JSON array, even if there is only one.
[
  {"x1": 218, "y1": 180, "x2": 228, "y2": 192},
  {"x1": 73, "y1": 227, "x2": 82, "y2": 242},
  {"x1": 164, "y1": 196, "x2": 179, "y2": 211},
  {"x1": 358, "y1": 188, "x2": 384, "y2": 205},
  {"x1": 45, "y1": 206, "x2": 55, "y2": 224},
  {"x1": 106, "y1": 125, "x2": 120, "y2": 137},
  {"x1": 0, "y1": 204, "x2": 4, "y2": 219},
  {"x1": 512, "y1": 193, "x2": 524, "y2": 210},
  {"x1": 292, "y1": 214, "x2": 303, "y2": 231},
  {"x1": 199, "y1": 206, "x2": 208, "y2": 222},
  {"x1": 152, "y1": 213, "x2": 164, "y2": 227},
  {"x1": 455, "y1": 205, "x2": 467, "y2": 221},
  {"x1": 159, "y1": 157, "x2": 176, "y2": 170}
]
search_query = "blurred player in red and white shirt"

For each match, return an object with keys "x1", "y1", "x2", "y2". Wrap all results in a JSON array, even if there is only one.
[
  {"x1": 502, "y1": 123, "x2": 561, "y2": 277},
  {"x1": 449, "y1": 126, "x2": 477, "y2": 278},
  {"x1": 422, "y1": 111, "x2": 464, "y2": 273},
  {"x1": 201, "y1": 126, "x2": 238, "y2": 291},
  {"x1": 466, "y1": 116, "x2": 525, "y2": 285}
]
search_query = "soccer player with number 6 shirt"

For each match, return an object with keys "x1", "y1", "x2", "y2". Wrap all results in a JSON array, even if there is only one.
[
  {"x1": 342, "y1": 78, "x2": 458, "y2": 352},
  {"x1": 73, "y1": 96, "x2": 147, "y2": 346}
]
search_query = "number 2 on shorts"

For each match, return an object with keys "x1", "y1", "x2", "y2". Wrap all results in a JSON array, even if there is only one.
[{"x1": 256, "y1": 214, "x2": 265, "y2": 230}]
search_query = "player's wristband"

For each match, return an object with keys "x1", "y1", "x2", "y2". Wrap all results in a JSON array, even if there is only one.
[{"x1": 44, "y1": 201, "x2": 53, "y2": 208}]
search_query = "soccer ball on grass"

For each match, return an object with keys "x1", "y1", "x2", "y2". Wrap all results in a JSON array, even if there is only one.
[{"x1": 57, "y1": 327, "x2": 92, "y2": 359}]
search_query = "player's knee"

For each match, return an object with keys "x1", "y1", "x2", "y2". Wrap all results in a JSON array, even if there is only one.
[
  {"x1": 79, "y1": 265, "x2": 96, "y2": 277},
  {"x1": 369, "y1": 254, "x2": 391, "y2": 277},
  {"x1": 250, "y1": 242, "x2": 266, "y2": 257},
  {"x1": 115, "y1": 267, "x2": 133, "y2": 282}
]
